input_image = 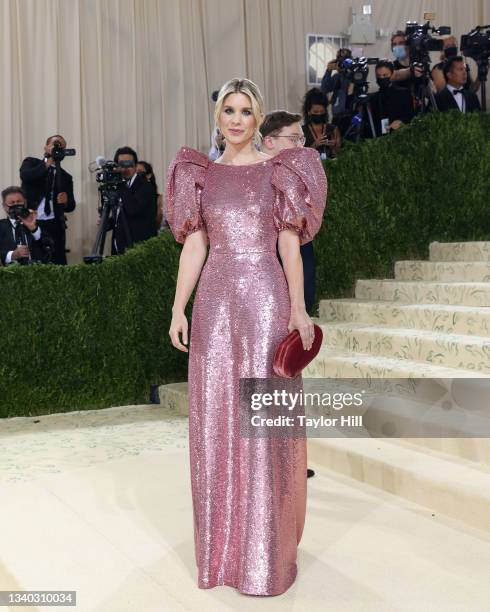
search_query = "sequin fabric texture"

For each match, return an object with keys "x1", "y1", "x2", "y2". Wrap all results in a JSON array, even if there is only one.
[{"x1": 165, "y1": 145, "x2": 327, "y2": 596}]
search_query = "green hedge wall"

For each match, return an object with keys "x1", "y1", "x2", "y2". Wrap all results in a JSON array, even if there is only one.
[
  {"x1": 0, "y1": 237, "x2": 185, "y2": 417},
  {"x1": 1, "y1": 111, "x2": 489, "y2": 417}
]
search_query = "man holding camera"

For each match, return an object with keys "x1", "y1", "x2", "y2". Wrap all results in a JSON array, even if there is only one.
[
  {"x1": 390, "y1": 31, "x2": 425, "y2": 89},
  {"x1": 434, "y1": 56, "x2": 481, "y2": 113},
  {"x1": 108, "y1": 146, "x2": 157, "y2": 255},
  {"x1": 0, "y1": 186, "x2": 53, "y2": 266},
  {"x1": 320, "y1": 48, "x2": 355, "y2": 136},
  {"x1": 19, "y1": 134, "x2": 76, "y2": 265}
]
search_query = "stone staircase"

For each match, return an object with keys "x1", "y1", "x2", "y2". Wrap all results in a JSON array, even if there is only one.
[{"x1": 160, "y1": 241, "x2": 490, "y2": 535}]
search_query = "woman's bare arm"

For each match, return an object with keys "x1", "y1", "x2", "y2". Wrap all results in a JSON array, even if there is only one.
[
  {"x1": 169, "y1": 229, "x2": 208, "y2": 351},
  {"x1": 278, "y1": 229, "x2": 314, "y2": 351}
]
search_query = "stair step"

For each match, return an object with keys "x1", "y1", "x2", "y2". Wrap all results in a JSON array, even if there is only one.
[
  {"x1": 356, "y1": 279, "x2": 490, "y2": 307},
  {"x1": 159, "y1": 353, "x2": 490, "y2": 466},
  {"x1": 395, "y1": 260, "x2": 490, "y2": 282},
  {"x1": 389, "y1": 437, "x2": 490, "y2": 470},
  {"x1": 158, "y1": 382, "x2": 189, "y2": 416},
  {"x1": 307, "y1": 436, "x2": 490, "y2": 533},
  {"x1": 304, "y1": 347, "x2": 490, "y2": 464},
  {"x1": 304, "y1": 346, "x2": 490, "y2": 380},
  {"x1": 430, "y1": 241, "x2": 490, "y2": 262},
  {"x1": 316, "y1": 322, "x2": 490, "y2": 372},
  {"x1": 318, "y1": 299, "x2": 490, "y2": 337}
]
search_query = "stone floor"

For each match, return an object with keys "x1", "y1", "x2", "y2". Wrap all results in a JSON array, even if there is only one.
[{"x1": 1, "y1": 404, "x2": 489, "y2": 612}]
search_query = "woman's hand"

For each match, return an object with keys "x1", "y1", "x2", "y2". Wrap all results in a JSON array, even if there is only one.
[
  {"x1": 389, "y1": 120, "x2": 403, "y2": 131},
  {"x1": 169, "y1": 310, "x2": 189, "y2": 352},
  {"x1": 312, "y1": 133, "x2": 330, "y2": 149},
  {"x1": 288, "y1": 308, "x2": 315, "y2": 351}
]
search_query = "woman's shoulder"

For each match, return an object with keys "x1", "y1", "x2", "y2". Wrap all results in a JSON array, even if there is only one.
[
  {"x1": 272, "y1": 146, "x2": 321, "y2": 167},
  {"x1": 172, "y1": 146, "x2": 209, "y2": 168}
]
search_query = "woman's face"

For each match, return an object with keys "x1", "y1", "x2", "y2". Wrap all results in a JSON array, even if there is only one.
[
  {"x1": 308, "y1": 104, "x2": 327, "y2": 122},
  {"x1": 218, "y1": 92, "x2": 258, "y2": 145}
]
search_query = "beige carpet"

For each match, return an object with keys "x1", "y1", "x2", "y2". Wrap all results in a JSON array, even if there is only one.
[{"x1": 1, "y1": 404, "x2": 490, "y2": 612}]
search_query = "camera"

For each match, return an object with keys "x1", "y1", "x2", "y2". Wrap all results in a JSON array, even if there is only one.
[
  {"x1": 340, "y1": 57, "x2": 378, "y2": 86},
  {"x1": 50, "y1": 141, "x2": 76, "y2": 162},
  {"x1": 95, "y1": 160, "x2": 133, "y2": 190},
  {"x1": 461, "y1": 26, "x2": 490, "y2": 61},
  {"x1": 8, "y1": 205, "x2": 31, "y2": 220},
  {"x1": 405, "y1": 21, "x2": 450, "y2": 70}
]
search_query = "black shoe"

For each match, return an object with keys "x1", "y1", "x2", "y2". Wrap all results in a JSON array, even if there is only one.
[
  {"x1": 307, "y1": 468, "x2": 315, "y2": 478},
  {"x1": 150, "y1": 384, "x2": 160, "y2": 404}
]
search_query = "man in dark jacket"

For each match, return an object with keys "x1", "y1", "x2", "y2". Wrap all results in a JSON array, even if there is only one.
[
  {"x1": 320, "y1": 48, "x2": 355, "y2": 136},
  {"x1": 108, "y1": 146, "x2": 157, "y2": 255},
  {"x1": 19, "y1": 134, "x2": 76, "y2": 264},
  {"x1": 0, "y1": 186, "x2": 54, "y2": 266},
  {"x1": 434, "y1": 56, "x2": 481, "y2": 113}
]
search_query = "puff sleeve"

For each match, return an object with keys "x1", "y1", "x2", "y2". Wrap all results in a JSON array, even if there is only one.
[
  {"x1": 270, "y1": 147, "x2": 328, "y2": 246},
  {"x1": 165, "y1": 146, "x2": 209, "y2": 244}
]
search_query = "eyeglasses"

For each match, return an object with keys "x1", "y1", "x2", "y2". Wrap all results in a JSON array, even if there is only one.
[{"x1": 272, "y1": 135, "x2": 306, "y2": 145}]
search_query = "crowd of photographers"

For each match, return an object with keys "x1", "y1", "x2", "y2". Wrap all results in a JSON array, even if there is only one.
[
  {"x1": 0, "y1": 137, "x2": 164, "y2": 267},
  {"x1": 1, "y1": 23, "x2": 487, "y2": 267},
  {"x1": 303, "y1": 25, "x2": 484, "y2": 156}
]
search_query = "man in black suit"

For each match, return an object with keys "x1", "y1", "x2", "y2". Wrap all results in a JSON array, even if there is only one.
[
  {"x1": 20, "y1": 134, "x2": 76, "y2": 265},
  {"x1": 434, "y1": 56, "x2": 481, "y2": 113},
  {"x1": 259, "y1": 111, "x2": 323, "y2": 480},
  {"x1": 364, "y1": 60, "x2": 414, "y2": 138},
  {"x1": 108, "y1": 146, "x2": 157, "y2": 255},
  {"x1": 0, "y1": 186, "x2": 54, "y2": 266}
]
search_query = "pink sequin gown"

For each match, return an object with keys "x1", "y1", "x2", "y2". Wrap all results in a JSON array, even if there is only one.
[{"x1": 166, "y1": 145, "x2": 327, "y2": 596}]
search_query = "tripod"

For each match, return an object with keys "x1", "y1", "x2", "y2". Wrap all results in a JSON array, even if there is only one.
[
  {"x1": 411, "y1": 64, "x2": 439, "y2": 112},
  {"x1": 343, "y1": 83, "x2": 377, "y2": 142},
  {"x1": 84, "y1": 186, "x2": 133, "y2": 264}
]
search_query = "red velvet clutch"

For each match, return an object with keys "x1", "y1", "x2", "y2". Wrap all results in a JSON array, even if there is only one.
[{"x1": 272, "y1": 324, "x2": 323, "y2": 378}]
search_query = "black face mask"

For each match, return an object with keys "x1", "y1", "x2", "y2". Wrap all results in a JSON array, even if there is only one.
[
  {"x1": 376, "y1": 77, "x2": 391, "y2": 89},
  {"x1": 444, "y1": 46, "x2": 458, "y2": 58},
  {"x1": 309, "y1": 113, "x2": 326, "y2": 124}
]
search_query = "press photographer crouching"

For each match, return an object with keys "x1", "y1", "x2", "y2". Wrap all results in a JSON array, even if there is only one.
[
  {"x1": 102, "y1": 147, "x2": 157, "y2": 256},
  {"x1": 19, "y1": 134, "x2": 76, "y2": 265},
  {"x1": 0, "y1": 186, "x2": 54, "y2": 266}
]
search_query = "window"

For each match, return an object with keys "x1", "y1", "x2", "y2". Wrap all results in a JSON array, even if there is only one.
[{"x1": 306, "y1": 34, "x2": 346, "y2": 87}]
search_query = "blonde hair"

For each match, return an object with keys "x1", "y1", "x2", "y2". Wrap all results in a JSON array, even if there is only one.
[{"x1": 213, "y1": 78, "x2": 265, "y2": 149}]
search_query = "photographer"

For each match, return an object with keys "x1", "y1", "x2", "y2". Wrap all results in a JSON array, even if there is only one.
[
  {"x1": 108, "y1": 147, "x2": 157, "y2": 255},
  {"x1": 364, "y1": 60, "x2": 414, "y2": 138},
  {"x1": 0, "y1": 186, "x2": 53, "y2": 266},
  {"x1": 19, "y1": 134, "x2": 76, "y2": 265},
  {"x1": 320, "y1": 48, "x2": 355, "y2": 136},
  {"x1": 390, "y1": 30, "x2": 424, "y2": 88},
  {"x1": 434, "y1": 56, "x2": 481, "y2": 112},
  {"x1": 431, "y1": 36, "x2": 480, "y2": 94}
]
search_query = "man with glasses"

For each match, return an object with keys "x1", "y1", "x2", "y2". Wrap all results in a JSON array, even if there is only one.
[
  {"x1": 260, "y1": 111, "x2": 325, "y2": 480},
  {"x1": 107, "y1": 146, "x2": 158, "y2": 255}
]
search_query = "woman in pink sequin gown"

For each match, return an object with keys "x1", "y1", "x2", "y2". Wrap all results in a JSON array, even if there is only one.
[{"x1": 167, "y1": 79, "x2": 327, "y2": 596}]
